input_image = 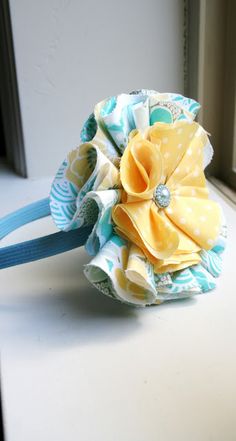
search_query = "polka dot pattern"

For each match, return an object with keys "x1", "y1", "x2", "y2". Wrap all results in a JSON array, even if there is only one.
[
  {"x1": 112, "y1": 200, "x2": 179, "y2": 260},
  {"x1": 167, "y1": 197, "x2": 221, "y2": 250},
  {"x1": 112, "y1": 120, "x2": 222, "y2": 272}
]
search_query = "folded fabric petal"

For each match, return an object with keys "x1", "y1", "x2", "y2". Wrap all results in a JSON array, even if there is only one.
[
  {"x1": 212, "y1": 230, "x2": 227, "y2": 255},
  {"x1": 81, "y1": 114, "x2": 120, "y2": 160},
  {"x1": 84, "y1": 236, "x2": 222, "y2": 305},
  {"x1": 50, "y1": 144, "x2": 120, "y2": 231},
  {"x1": 97, "y1": 93, "x2": 144, "y2": 152},
  {"x1": 78, "y1": 189, "x2": 121, "y2": 255},
  {"x1": 120, "y1": 132, "x2": 162, "y2": 200},
  {"x1": 190, "y1": 264, "x2": 216, "y2": 293},
  {"x1": 158, "y1": 268, "x2": 201, "y2": 296},
  {"x1": 167, "y1": 196, "x2": 221, "y2": 250},
  {"x1": 92, "y1": 90, "x2": 201, "y2": 155},
  {"x1": 80, "y1": 113, "x2": 97, "y2": 143},
  {"x1": 112, "y1": 200, "x2": 179, "y2": 260},
  {"x1": 84, "y1": 235, "x2": 157, "y2": 306},
  {"x1": 154, "y1": 251, "x2": 201, "y2": 274},
  {"x1": 199, "y1": 249, "x2": 222, "y2": 277},
  {"x1": 149, "y1": 92, "x2": 201, "y2": 123},
  {"x1": 159, "y1": 210, "x2": 201, "y2": 254},
  {"x1": 148, "y1": 121, "x2": 201, "y2": 181},
  {"x1": 153, "y1": 213, "x2": 202, "y2": 273},
  {"x1": 125, "y1": 244, "x2": 156, "y2": 293},
  {"x1": 148, "y1": 121, "x2": 208, "y2": 186},
  {"x1": 83, "y1": 212, "x2": 226, "y2": 306}
]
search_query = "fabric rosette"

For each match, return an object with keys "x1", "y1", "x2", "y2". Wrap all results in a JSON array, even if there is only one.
[{"x1": 50, "y1": 90, "x2": 226, "y2": 306}]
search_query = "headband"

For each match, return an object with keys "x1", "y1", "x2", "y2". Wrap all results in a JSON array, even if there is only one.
[{"x1": 0, "y1": 90, "x2": 227, "y2": 306}]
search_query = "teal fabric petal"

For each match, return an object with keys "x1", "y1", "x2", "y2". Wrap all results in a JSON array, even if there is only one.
[
  {"x1": 80, "y1": 113, "x2": 97, "y2": 143},
  {"x1": 50, "y1": 158, "x2": 78, "y2": 230},
  {"x1": 200, "y1": 249, "x2": 222, "y2": 278},
  {"x1": 170, "y1": 93, "x2": 201, "y2": 118},
  {"x1": 155, "y1": 268, "x2": 200, "y2": 300},
  {"x1": 82, "y1": 189, "x2": 120, "y2": 256},
  {"x1": 100, "y1": 96, "x2": 117, "y2": 117},
  {"x1": 190, "y1": 264, "x2": 216, "y2": 293}
]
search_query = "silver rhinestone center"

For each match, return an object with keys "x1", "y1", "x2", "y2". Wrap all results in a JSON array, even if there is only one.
[{"x1": 153, "y1": 184, "x2": 171, "y2": 208}]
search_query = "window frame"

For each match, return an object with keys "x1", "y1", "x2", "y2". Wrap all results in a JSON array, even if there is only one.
[{"x1": 187, "y1": 0, "x2": 236, "y2": 195}]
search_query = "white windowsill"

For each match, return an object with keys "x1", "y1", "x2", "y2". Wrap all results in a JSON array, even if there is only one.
[{"x1": 0, "y1": 165, "x2": 236, "y2": 441}]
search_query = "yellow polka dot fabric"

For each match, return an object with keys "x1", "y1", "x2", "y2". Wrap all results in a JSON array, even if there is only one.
[{"x1": 112, "y1": 121, "x2": 221, "y2": 273}]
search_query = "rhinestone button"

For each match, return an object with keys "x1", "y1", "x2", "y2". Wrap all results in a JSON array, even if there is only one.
[{"x1": 153, "y1": 184, "x2": 171, "y2": 208}]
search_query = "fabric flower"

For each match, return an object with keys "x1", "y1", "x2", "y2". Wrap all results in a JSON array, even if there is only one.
[
  {"x1": 112, "y1": 122, "x2": 221, "y2": 273},
  {"x1": 50, "y1": 90, "x2": 226, "y2": 306}
]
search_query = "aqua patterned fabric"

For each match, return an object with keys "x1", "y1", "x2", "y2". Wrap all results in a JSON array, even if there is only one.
[{"x1": 83, "y1": 224, "x2": 226, "y2": 305}]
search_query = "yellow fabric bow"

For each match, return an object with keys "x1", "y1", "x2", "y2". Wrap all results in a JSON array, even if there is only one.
[{"x1": 112, "y1": 121, "x2": 221, "y2": 273}]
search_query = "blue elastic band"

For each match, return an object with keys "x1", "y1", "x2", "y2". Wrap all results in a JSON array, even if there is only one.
[
  {"x1": 0, "y1": 198, "x2": 51, "y2": 240},
  {"x1": 0, "y1": 198, "x2": 92, "y2": 270}
]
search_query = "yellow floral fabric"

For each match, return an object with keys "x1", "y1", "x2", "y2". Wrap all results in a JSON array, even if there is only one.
[
  {"x1": 66, "y1": 143, "x2": 120, "y2": 191},
  {"x1": 112, "y1": 121, "x2": 221, "y2": 273}
]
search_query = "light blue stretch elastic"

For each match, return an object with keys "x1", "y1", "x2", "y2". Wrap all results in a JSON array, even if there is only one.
[
  {"x1": 0, "y1": 198, "x2": 92, "y2": 270},
  {"x1": 0, "y1": 198, "x2": 51, "y2": 240}
]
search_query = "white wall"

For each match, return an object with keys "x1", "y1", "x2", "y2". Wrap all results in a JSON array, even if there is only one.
[{"x1": 10, "y1": 0, "x2": 184, "y2": 177}]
